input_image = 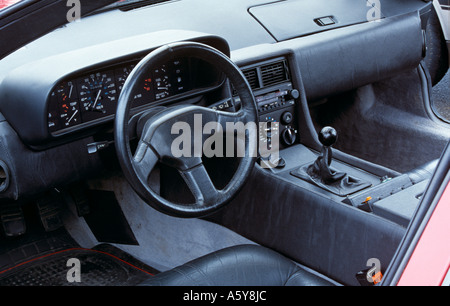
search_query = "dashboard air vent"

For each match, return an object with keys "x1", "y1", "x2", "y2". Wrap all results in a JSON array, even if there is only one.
[
  {"x1": 260, "y1": 61, "x2": 288, "y2": 87},
  {"x1": 243, "y1": 68, "x2": 260, "y2": 90},
  {"x1": 233, "y1": 58, "x2": 290, "y2": 96}
]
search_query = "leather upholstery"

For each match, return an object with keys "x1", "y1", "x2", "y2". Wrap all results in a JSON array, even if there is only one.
[
  {"x1": 212, "y1": 166, "x2": 406, "y2": 286},
  {"x1": 140, "y1": 244, "x2": 334, "y2": 286}
]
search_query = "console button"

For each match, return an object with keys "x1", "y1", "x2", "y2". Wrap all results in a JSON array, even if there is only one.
[{"x1": 281, "y1": 111, "x2": 293, "y2": 125}]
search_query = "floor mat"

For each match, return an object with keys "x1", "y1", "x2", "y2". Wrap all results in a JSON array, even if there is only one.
[{"x1": 0, "y1": 244, "x2": 159, "y2": 286}]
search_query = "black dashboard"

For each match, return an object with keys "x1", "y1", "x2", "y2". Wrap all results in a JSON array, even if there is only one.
[
  {"x1": 0, "y1": 31, "x2": 230, "y2": 147},
  {"x1": 0, "y1": 0, "x2": 430, "y2": 202}
]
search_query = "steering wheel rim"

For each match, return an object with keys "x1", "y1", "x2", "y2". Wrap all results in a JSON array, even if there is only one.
[{"x1": 114, "y1": 41, "x2": 258, "y2": 218}]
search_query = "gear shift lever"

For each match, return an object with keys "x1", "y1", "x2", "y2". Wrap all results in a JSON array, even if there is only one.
[
  {"x1": 309, "y1": 126, "x2": 346, "y2": 183},
  {"x1": 319, "y1": 126, "x2": 337, "y2": 147},
  {"x1": 290, "y1": 126, "x2": 371, "y2": 196}
]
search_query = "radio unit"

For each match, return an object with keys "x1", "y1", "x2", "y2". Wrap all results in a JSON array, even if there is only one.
[{"x1": 255, "y1": 83, "x2": 299, "y2": 114}]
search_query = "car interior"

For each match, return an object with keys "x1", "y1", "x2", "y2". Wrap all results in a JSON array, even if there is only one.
[{"x1": 0, "y1": 0, "x2": 449, "y2": 286}]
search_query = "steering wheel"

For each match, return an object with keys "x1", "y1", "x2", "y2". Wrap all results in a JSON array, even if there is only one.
[{"x1": 114, "y1": 42, "x2": 258, "y2": 218}]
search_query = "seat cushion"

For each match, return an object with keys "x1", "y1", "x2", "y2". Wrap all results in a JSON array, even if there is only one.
[{"x1": 139, "y1": 244, "x2": 334, "y2": 286}]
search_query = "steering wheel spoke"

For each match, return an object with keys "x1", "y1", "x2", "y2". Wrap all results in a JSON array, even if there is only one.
[
  {"x1": 179, "y1": 163, "x2": 221, "y2": 205},
  {"x1": 132, "y1": 141, "x2": 159, "y2": 181}
]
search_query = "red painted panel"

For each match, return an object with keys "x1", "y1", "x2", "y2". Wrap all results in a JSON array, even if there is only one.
[
  {"x1": 398, "y1": 181, "x2": 450, "y2": 286},
  {"x1": 0, "y1": 0, "x2": 22, "y2": 10}
]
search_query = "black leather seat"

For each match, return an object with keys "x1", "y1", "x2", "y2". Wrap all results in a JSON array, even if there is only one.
[{"x1": 140, "y1": 244, "x2": 334, "y2": 286}]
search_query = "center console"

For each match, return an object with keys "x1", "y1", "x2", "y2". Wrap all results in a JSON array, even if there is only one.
[
  {"x1": 238, "y1": 57, "x2": 434, "y2": 229},
  {"x1": 266, "y1": 141, "x2": 433, "y2": 228},
  {"x1": 234, "y1": 57, "x2": 301, "y2": 158},
  {"x1": 216, "y1": 49, "x2": 435, "y2": 285}
]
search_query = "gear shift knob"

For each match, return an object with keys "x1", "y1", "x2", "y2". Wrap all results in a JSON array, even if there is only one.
[{"x1": 319, "y1": 126, "x2": 337, "y2": 147}]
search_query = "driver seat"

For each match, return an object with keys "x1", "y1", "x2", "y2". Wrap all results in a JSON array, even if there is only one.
[{"x1": 139, "y1": 244, "x2": 334, "y2": 286}]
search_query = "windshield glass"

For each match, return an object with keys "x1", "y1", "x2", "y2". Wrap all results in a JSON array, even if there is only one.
[
  {"x1": 104, "y1": 0, "x2": 148, "y2": 8},
  {"x1": 98, "y1": 0, "x2": 172, "y2": 12},
  {"x1": 0, "y1": 0, "x2": 150, "y2": 12}
]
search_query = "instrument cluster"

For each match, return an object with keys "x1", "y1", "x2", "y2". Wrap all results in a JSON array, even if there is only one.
[{"x1": 47, "y1": 57, "x2": 207, "y2": 134}]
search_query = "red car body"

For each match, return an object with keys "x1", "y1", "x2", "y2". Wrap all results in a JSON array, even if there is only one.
[
  {"x1": 398, "y1": 180, "x2": 450, "y2": 286},
  {"x1": 0, "y1": 0, "x2": 20, "y2": 10}
]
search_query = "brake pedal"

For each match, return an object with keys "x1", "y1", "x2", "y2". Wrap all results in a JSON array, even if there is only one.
[{"x1": 36, "y1": 192, "x2": 63, "y2": 232}]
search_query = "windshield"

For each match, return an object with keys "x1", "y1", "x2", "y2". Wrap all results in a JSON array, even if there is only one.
[
  {"x1": 96, "y1": 0, "x2": 173, "y2": 12},
  {"x1": 103, "y1": 0, "x2": 155, "y2": 8},
  {"x1": 0, "y1": 0, "x2": 170, "y2": 13}
]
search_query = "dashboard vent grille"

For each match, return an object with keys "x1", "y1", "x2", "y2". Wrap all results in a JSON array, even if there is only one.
[
  {"x1": 233, "y1": 59, "x2": 290, "y2": 96},
  {"x1": 243, "y1": 68, "x2": 260, "y2": 90},
  {"x1": 260, "y1": 61, "x2": 288, "y2": 87}
]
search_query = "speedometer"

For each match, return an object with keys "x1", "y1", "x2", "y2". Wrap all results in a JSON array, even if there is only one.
[{"x1": 77, "y1": 71, "x2": 117, "y2": 121}]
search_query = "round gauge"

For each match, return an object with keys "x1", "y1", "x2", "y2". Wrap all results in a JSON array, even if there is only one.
[
  {"x1": 153, "y1": 64, "x2": 171, "y2": 100},
  {"x1": 50, "y1": 81, "x2": 81, "y2": 129},
  {"x1": 115, "y1": 64, "x2": 153, "y2": 107},
  {"x1": 56, "y1": 81, "x2": 76, "y2": 102},
  {"x1": 115, "y1": 64, "x2": 135, "y2": 92},
  {"x1": 60, "y1": 99, "x2": 81, "y2": 128},
  {"x1": 77, "y1": 71, "x2": 117, "y2": 120}
]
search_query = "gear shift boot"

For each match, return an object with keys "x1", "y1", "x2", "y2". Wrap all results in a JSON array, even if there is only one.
[
  {"x1": 291, "y1": 163, "x2": 371, "y2": 196},
  {"x1": 291, "y1": 127, "x2": 371, "y2": 196}
]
